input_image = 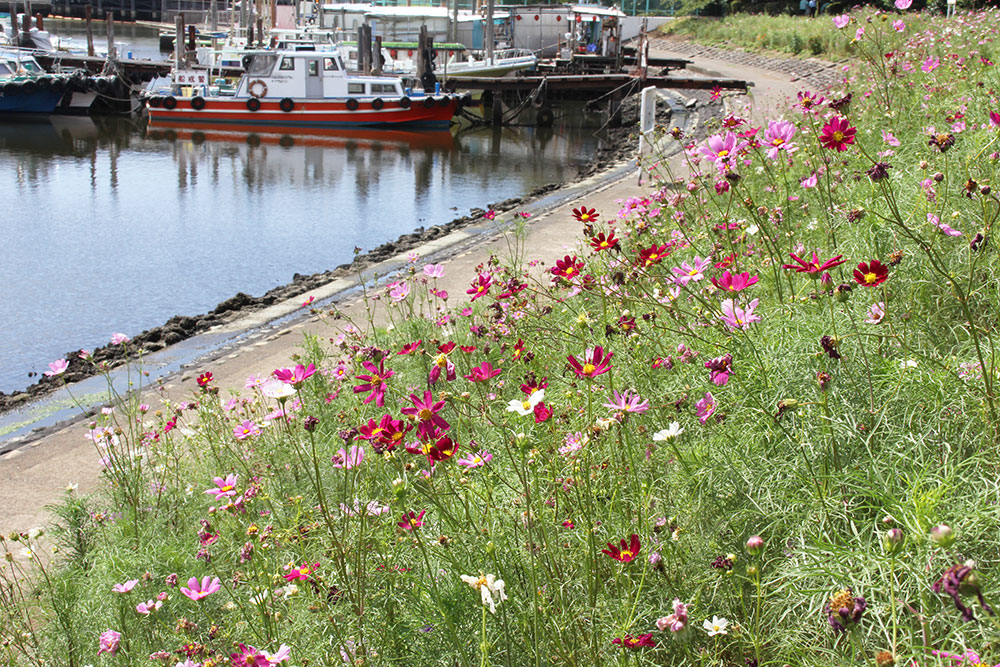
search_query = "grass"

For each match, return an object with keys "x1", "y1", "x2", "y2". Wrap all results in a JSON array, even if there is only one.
[{"x1": 4, "y1": 7, "x2": 1000, "y2": 667}]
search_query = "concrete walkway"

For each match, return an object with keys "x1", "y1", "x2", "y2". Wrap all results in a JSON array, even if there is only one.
[{"x1": 0, "y1": 47, "x2": 807, "y2": 538}]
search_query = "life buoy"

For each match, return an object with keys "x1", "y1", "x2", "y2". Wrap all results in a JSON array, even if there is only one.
[
  {"x1": 147, "y1": 96, "x2": 162, "y2": 108},
  {"x1": 191, "y1": 96, "x2": 206, "y2": 110},
  {"x1": 371, "y1": 97, "x2": 384, "y2": 110},
  {"x1": 398, "y1": 96, "x2": 411, "y2": 109},
  {"x1": 438, "y1": 96, "x2": 450, "y2": 107},
  {"x1": 346, "y1": 97, "x2": 359, "y2": 111},
  {"x1": 20, "y1": 80, "x2": 37, "y2": 94},
  {"x1": 246, "y1": 98, "x2": 261, "y2": 112},
  {"x1": 279, "y1": 97, "x2": 294, "y2": 112},
  {"x1": 95, "y1": 78, "x2": 110, "y2": 94},
  {"x1": 246, "y1": 134, "x2": 261, "y2": 146},
  {"x1": 162, "y1": 95, "x2": 177, "y2": 109},
  {"x1": 422, "y1": 96, "x2": 435, "y2": 109},
  {"x1": 248, "y1": 79, "x2": 268, "y2": 98}
]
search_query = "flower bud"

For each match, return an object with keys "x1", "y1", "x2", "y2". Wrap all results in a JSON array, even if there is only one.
[
  {"x1": 930, "y1": 523, "x2": 955, "y2": 548},
  {"x1": 746, "y1": 535, "x2": 764, "y2": 556},
  {"x1": 747, "y1": 565, "x2": 759, "y2": 577},
  {"x1": 883, "y1": 528, "x2": 904, "y2": 554},
  {"x1": 834, "y1": 283, "x2": 853, "y2": 302},
  {"x1": 933, "y1": 172, "x2": 945, "y2": 183}
]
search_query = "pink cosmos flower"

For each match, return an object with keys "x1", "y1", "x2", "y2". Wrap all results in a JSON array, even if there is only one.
[
  {"x1": 205, "y1": 474, "x2": 239, "y2": 498},
  {"x1": 719, "y1": 298, "x2": 761, "y2": 330},
  {"x1": 423, "y1": 263, "x2": 445, "y2": 278},
  {"x1": 232, "y1": 643, "x2": 291, "y2": 666},
  {"x1": 711, "y1": 270, "x2": 758, "y2": 293},
  {"x1": 894, "y1": 0, "x2": 911, "y2": 8},
  {"x1": 273, "y1": 363, "x2": 316, "y2": 387},
  {"x1": 764, "y1": 120, "x2": 798, "y2": 159},
  {"x1": 332, "y1": 445, "x2": 365, "y2": 469},
  {"x1": 801, "y1": 172, "x2": 818, "y2": 189},
  {"x1": 832, "y1": 14, "x2": 849, "y2": 28},
  {"x1": 700, "y1": 132, "x2": 747, "y2": 173},
  {"x1": 97, "y1": 629, "x2": 121, "y2": 656},
  {"x1": 398, "y1": 510, "x2": 426, "y2": 530},
  {"x1": 135, "y1": 599, "x2": 162, "y2": 615},
  {"x1": 892, "y1": 19, "x2": 905, "y2": 31},
  {"x1": 429, "y1": 343, "x2": 457, "y2": 385},
  {"x1": 602, "y1": 389, "x2": 649, "y2": 414},
  {"x1": 882, "y1": 130, "x2": 901, "y2": 146},
  {"x1": 401, "y1": 390, "x2": 450, "y2": 439},
  {"x1": 929, "y1": 213, "x2": 963, "y2": 236},
  {"x1": 353, "y1": 359, "x2": 394, "y2": 407},
  {"x1": 389, "y1": 282, "x2": 410, "y2": 302},
  {"x1": 112, "y1": 579, "x2": 139, "y2": 593},
  {"x1": 44, "y1": 359, "x2": 69, "y2": 377},
  {"x1": 657, "y1": 598, "x2": 689, "y2": 633},
  {"x1": 284, "y1": 563, "x2": 318, "y2": 582},
  {"x1": 110, "y1": 332, "x2": 130, "y2": 345},
  {"x1": 180, "y1": 576, "x2": 221, "y2": 601},
  {"x1": 989, "y1": 111, "x2": 1000, "y2": 128},
  {"x1": 233, "y1": 420, "x2": 261, "y2": 441},
  {"x1": 922, "y1": 57, "x2": 940, "y2": 73},
  {"x1": 695, "y1": 392, "x2": 716, "y2": 424},
  {"x1": 464, "y1": 361, "x2": 502, "y2": 383},
  {"x1": 672, "y1": 256, "x2": 712, "y2": 286},
  {"x1": 866, "y1": 302, "x2": 886, "y2": 325},
  {"x1": 457, "y1": 450, "x2": 493, "y2": 468}
]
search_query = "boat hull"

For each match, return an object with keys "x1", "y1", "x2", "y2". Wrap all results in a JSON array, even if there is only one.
[
  {"x1": 147, "y1": 96, "x2": 461, "y2": 129},
  {"x1": 0, "y1": 87, "x2": 63, "y2": 114}
]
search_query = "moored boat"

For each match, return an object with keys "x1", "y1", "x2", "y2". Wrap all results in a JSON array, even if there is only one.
[
  {"x1": 145, "y1": 50, "x2": 467, "y2": 129},
  {"x1": 0, "y1": 49, "x2": 67, "y2": 114}
]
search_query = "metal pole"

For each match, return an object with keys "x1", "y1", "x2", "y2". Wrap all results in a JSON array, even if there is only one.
[
  {"x1": 485, "y1": 0, "x2": 493, "y2": 64},
  {"x1": 106, "y1": 11, "x2": 114, "y2": 58}
]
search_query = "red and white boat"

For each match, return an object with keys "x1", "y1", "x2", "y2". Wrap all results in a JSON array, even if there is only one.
[{"x1": 145, "y1": 50, "x2": 468, "y2": 130}]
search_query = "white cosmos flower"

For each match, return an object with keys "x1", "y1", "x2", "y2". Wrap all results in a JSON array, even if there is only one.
[
  {"x1": 652, "y1": 422, "x2": 684, "y2": 441},
  {"x1": 459, "y1": 573, "x2": 508, "y2": 614},
  {"x1": 703, "y1": 615, "x2": 729, "y2": 636},
  {"x1": 506, "y1": 389, "x2": 545, "y2": 416},
  {"x1": 261, "y1": 379, "x2": 297, "y2": 399}
]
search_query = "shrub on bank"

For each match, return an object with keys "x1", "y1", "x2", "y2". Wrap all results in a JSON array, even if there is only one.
[{"x1": 3, "y1": 6, "x2": 1000, "y2": 666}]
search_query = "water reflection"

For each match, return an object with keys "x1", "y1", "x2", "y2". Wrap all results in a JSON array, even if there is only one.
[{"x1": 0, "y1": 114, "x2": 600, "y2": 393}]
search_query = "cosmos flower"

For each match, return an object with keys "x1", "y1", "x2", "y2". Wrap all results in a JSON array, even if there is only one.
[
  {"x1": 782, "y1": 251, "x2": 846, "y2": 276},
  {"x1": 711, "y1": 270, "x2": 758, "y2": 293},
  {"x1": 180, "y1": 576, "x2": 221, "y2": 601},
  {"x1": 572, "y1": 206, "x2": 599, "y2": 223},
  {"x1": 44, "y1": 359, "x2": 69, "y2": 377},
  {"x1": 602, "y1": 534, "x2": 641, "y2": 563},
  {"x1": 696, "y1": 392, "x2": 716, "y2": 424},
  {"x1": 612, "y1": 634, "x2": 656, "y2": 649},
  {"x1": 652, "y1": 422, "x2": 684, "y2": 441},
  {"x1": 853, "y1": 260, "x2": 888, "y2": 287},
  {"x1": 703, "y1": 616, "x2": 729, "y2": 636},
  {"x1": 567, "y1": 346, "x2": 613, "y2": 378},
  {"x1": 719, "y1": 299, "x2": 760, "y2": 330},
  {"x1": 819, "y1": 117, "x2": 857, "y2": 151},
  {"x1": 459, "y1": 572, "x2": 508, "y2": 613}
]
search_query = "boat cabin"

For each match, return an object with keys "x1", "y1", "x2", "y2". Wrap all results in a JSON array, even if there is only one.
[{"x1": 236, "y1": 51, "x2": 404, "y2": 100}]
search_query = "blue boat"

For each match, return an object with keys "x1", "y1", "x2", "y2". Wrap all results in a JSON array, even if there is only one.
[{"x1": 0, "y1": 50, "x2": 65, "y2": 114}]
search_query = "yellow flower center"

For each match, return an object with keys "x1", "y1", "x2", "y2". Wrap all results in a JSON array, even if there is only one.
[
  {"x1": 864, "y1": 272, "x2": 878, "y2": 284},
  {"x1": 717, "y1": 149, "x2": 729, "y2": 158},
  {"x1": 688, "y1": 268, "x2": 699, "y2": 276},
  {"x1": 599, "y1": 241, "x2": 608, "y2": 248},
  {"x1": 221, "y1": 485, "x2": 233, "y2": 492},
  {"x1": 829, "y1": 589, "x2": 853, "y2": 611},
  {"x1": 300, "y1": 567, "x2": 310, "y2": 575},
  {"x1": 435, "y1": 354, "x2": 448, "y2": 367},
  {"x1": 772, "y1": 138, "x2": 784, "y2": 146},
  {"x1": 418, "y1": 408, "x2": 433, "y2": 421},
  {"x1": 832, "y1": 131, "x2": 845, "y2": 142},
  {"x1": 620, "y1": 549, "x2": 633, "y2": 560},
  {"x1": 582, "y1": 363, "x2": 596, "y2": 375},
  {"x1": 521, "y1": 400, "x2": 532, "y2": 411}
]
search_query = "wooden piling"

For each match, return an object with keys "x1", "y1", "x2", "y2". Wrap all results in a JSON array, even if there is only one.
[
  {"x1": 105, "y1": 11, "x2": 114, "y2": 59},
  {"x1": 373, "y1": 35, "x2": 383, "y2": 75},
  {"x1": 85, "y1": 4, "x2": 94, "y2": 57},
  {"x1": 34, "y1": 13, "x2": 42, "y2": 30},
  {"x1": 174, "y1": 13, "x2": 183, "y2": 72},
  {"x1": 416, "y1": 25, "x2": 427, "y2": 87}
]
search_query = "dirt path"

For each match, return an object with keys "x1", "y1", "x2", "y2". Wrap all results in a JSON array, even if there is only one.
[{"x1": 0, "y1": 47, "x2": 810, "y2": 538}]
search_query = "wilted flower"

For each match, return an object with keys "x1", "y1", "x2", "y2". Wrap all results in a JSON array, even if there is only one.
[
  {"x1": 612, "y1": 633, "x2": 656, "y2": 648},
  {"x1": 932, "y1": 561, "x2": 994, "y2": 622},
  {"x1": 657, "y1": 598, "x2": 689, "y2": 633},
  {"x1": 97, "y1": 629, "x2": 121, "y2": 656},
  {"x1": 459, "y1": 572, "x2": 508, "y2": 613},
  {"x1": 824, "y1": 587, "x2": 867, "y2": 632}
]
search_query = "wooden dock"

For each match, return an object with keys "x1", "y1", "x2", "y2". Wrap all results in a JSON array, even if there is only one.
[{"x1": 445, "y1": 73, "x2": 749, "y2": 95}]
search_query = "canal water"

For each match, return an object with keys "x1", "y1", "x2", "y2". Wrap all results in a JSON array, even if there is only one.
[{"x1": 0, "y1": 22, "x2": 607, "y2": 395}]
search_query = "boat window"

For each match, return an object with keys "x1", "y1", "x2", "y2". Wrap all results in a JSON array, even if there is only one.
[
  {"x1": 19, "y1": 60, "x2": 42, "y2": 74},
  {"x1": 247, "y1": 54, "x2": 278, "y2": 75},
  {"x1": 323, "y1": 57, "x2": 339, "y2": 71},
  {"x1": 279, "y1": 57, "x2": 295, "y2": 71},
  {"x1": 347, "y1": 82, "x2": 365, "y2": 95},
  {"x1": 371, "y1": 83, "x2": 397, "y2": 94},
  {"x1": 0, "y1": 62, "x2": 10, "y2": 75},
  {"x1": 308, "y1": 60, "x2": 319, "y2": 76}
]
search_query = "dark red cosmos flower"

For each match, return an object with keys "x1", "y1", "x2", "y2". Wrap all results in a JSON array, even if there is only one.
[
  {"x1": 782, "y1": 251, "x2": 847, "y2": 277},
  {"x1": 572, "y1": 206, "x2": 599, "y2": 223},
  {"x1": 636, "y1": 243, "x2": 672, "y2": 268},
  {"x1": 520, "y1": 376, "x2": 547, "y2": 395},
  {"x1": 853, "y1": 260, "x2": 888, "y2": 287},
  {"x1": 512, "y1": 339, "x2": 527, "y2": 362},
  {"x1": 933, "y1": 562, "x2": 995, "y2": 621},
  {"x1": 551, "y1": 255, "x2": 584, "y2": 280},
  {"x1": 356, "y1": 414, "x2": 412, "y2": 454},
  {"x1": 602, "y1": 534, "x2": 641, "y2": 562},
  {"x1": 612, "y1": 634, "x2": 656, "y2": 649},
  {"x1": 819, "y1": 117, "x2": 857, "y2": 152},
  {"x1": 196, "y1": 372, "x2": 213, "y2": 387},
  {"x1": 397, "y1": 340, "x2": 422, "y2": 355},
  {"x1": 590, "y1": 231, "x2": 619, "y2": 252},
  {"x1": 405, "y1": 434, "x2": 458, "y2": 467}
]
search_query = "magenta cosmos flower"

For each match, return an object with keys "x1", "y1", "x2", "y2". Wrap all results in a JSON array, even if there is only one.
[
  {"x1": 398, "y1": 510, "x2": 426, "y2": 530},
  {"x1": 233, "y1": 420, "x2": 261, "y2": 441},
  {"x1": 353, "y1": 358, "x2": 394, "y2": 407},
  {"x1": 819, "y1": 117, "x2": 857, "y2": 152},
  {"x1": 205, "y1": 474, "x2": 239, "y2": 499},
  {"x1": 97, "y1": 629, "x2": 121, "y2": 656},
  {"x1": 700, "y1": 132, "x2": 747, "y2": 173},
  {"x1": 603, "y1": 534, "x2": 641, "y2": 563},
  {"x1": 696, "y1": 392, "x2": 717, "y2": 424},
  {"x1": 567, "y1": 346, "x2": 613, "y2": 379},
  {"x1": 782, "y1": 251, "x2": 847, "y2": 277},
  {"x1": 112, "y1": 579, "x2": 139, "y2": 593},
  {"x1": 466, "y1": 274, "x2": 492, "y2": 301},
  {"x1": 711, "y1": 270, "x2": 758, "y2": 293},
  {"x1": 719, "y1": 298, "x2": 761, "y2": 330},
  {"x1": 284, "y1": 562, "x2": 318, "y2": 582},
  {"x1": 464, "y1": 361, "x2": 502, "y2": 383},
  {"x1": 401, "y1": 390, "x2": 450, "y2": 440},
  {"x1": 180, "y1": 576, "x2": 221, "y2": 601},
  {"x1": 457, "y1": 450, "x2": 493, "y2": 468},
  {"x1": 332, "y1": 445, "x2": 365, "y2": 469},
  {"x1": 602, "y1": 390, "x2": 649, "y2": 414},
  {"x1": 273, "y1": 363, "x2": 316, "y2": 387},
  {"x1": 612, "y1": 633, "x2": 656, "y2": 649}
]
